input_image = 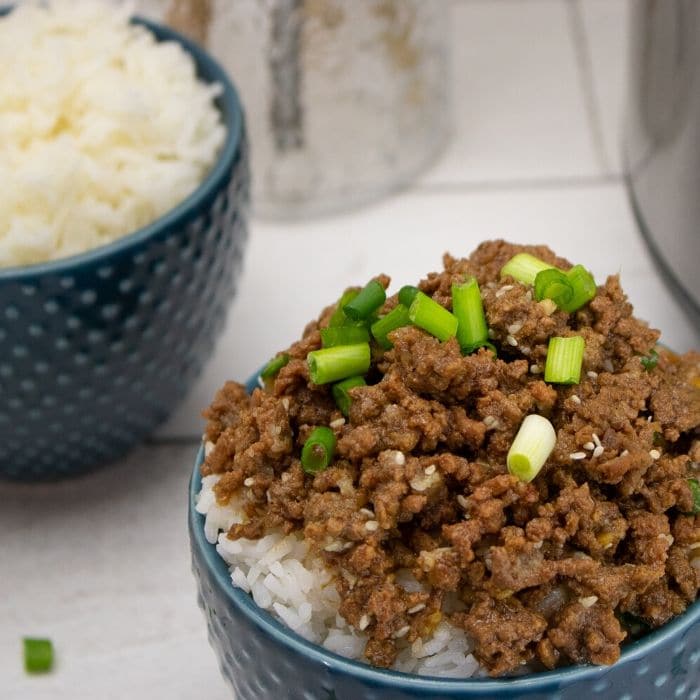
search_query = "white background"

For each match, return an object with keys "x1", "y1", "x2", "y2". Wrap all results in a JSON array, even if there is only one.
[{"x1": 2, "y1": 2, "x2": 698, "y2": 699}]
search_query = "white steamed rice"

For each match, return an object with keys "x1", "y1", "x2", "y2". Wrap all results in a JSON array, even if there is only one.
[{"x1": 197, "y1": 472, "x2": 483, "y2": 678}]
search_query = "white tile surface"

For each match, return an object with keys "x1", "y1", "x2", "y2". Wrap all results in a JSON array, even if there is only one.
[
  {"x1": 422, "y1": 0, "x2": 602, "y2": 185},
  {"x1": 0, "y1": 444, "x2": 230, "y2": 700},
  {"x1": 578, "y1": 0, "x2": 630, "y2": 174}
]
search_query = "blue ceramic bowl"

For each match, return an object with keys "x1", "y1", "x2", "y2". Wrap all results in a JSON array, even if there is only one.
[
  {"x1": 189, "y1": 374, "x2": 699, "y2": 700},
  {"x1": 0, "y1": 11, "x2": 249, "y2": 480}
]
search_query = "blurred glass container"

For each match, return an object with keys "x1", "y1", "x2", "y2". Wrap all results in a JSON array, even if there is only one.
[{"x1": 135, "y1": 0, "x2": 450, "y2": 219}]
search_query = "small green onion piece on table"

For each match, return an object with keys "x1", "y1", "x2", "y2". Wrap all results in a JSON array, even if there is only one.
[
  {"x1": 500, "y1": 253, "x2": 554, "y2": 286},
  {"x1": 452, "y1": 277, "x2": 488, "y2": 353},
  {"x1": 328, "y1": 288, "x2": 360, "y2": 327},
  {"x1": 301, "y1": 426, "x2": 336, "y2": 474},
  {"x1": 534, "y1": 268, "x2": 573, "y2": 307},
  {"x1": 307, "y1": 343, "x2": 371, "y2": 385},
  {"x1": 321, "y1": 326, "x2": 370, "y2": 348},
  {"x1": 687, "y1": 478, "x2": 700, "y2": 514},
  {"x1": 260, "y1": 353, "x2": 290, "y2": 381},
  {"x1": 408, "y1": 291, "x2": 458, "y2": 342},
  {"x1": 371, "y1": 304, "x2": 411, "y2": 349},
  {"x1": 398, "y1": 285, "x2": 420, "y2": 308},
  {"x1": 23, "y1": 638, "x2": 53, "y2": 674},
  {"x1": 558, "y1": 265, "x2": 597, "y2": 313},
  {"x1": 507, "y1": 414, "x2": 557, "y2": 483},
  {"x1": 544, "y1": 336, "x2": 585, "y2": 384},
  {"x1": 640, "y1": 349, "x2": 659, "y2": 372},
  {"x1": 332, "y1": 376, "x2": 366, "y2": 417},
  {"x1": 342, "y1": 280, "x2": 386, "y2": 321}
]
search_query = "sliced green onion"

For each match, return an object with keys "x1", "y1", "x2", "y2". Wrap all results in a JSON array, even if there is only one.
[
  {"x1": 321, "y1": 326, "x2": 369, "y2": 348},
  {"x1": 507, "y1": 414, "x2": 557, "y2": 482},
  {"x1": 408, "y1": 291, "x2": 458, "y2": 342},
  {"x1": 329, "y1": 288, "x2": 359, "y2": 327},
  {"x1": 343, "y1": 280, "x2": 386, "y2": 321},
  {"x1": 332, "y1": 376, "x2": 366, "y2": 416},
  {"x1": 371, "y1": 304, "x2": 411, "y2": 349},
  {"x1": 544, "y1": 336, "x2": 585, "y2": 384},
  {"x1": 452, "y1": 278, "x2": 488, "y2": 352},
  {"x1": 301, "y1": 426, "x2": 336, "y2": 474},
  {"x1": 500, "y1": 253, "x2": 554, "y2": 286},
  {"x1": 558, "y1": 265, "x2": 597, "y2": 313},
  {"x1": 534, "y1": 268, "x2": 573, "y2": 306},
  {"x1": 640, "y1": 349, "x2": 659, "y2": 372},
  {"x1": 260, "y1": 353, "x2": 290, "y2": 380},
  {"x1": 23, "y1": 638, "x2": 53, "y2": 674},
  {"x1": 398, "y1": 285, "x2": 420, "y2": 308},
  {"x1": 307, "y1": 343, "x2": 371, "y2": 385},
  {"x1": 688, "y1": 479, "x2": 700, "y2": 514}
]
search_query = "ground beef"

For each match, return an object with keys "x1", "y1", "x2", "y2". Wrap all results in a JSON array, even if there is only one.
[{"x1": 202, "y1": 240, "x2": 700, "y2": 676}]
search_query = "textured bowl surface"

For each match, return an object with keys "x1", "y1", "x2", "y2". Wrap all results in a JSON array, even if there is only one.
[
  {"x1": 189, "y1": 374, "x2": 700, "y2": 700},
  {"x1": 0, "y1": 12, "x2": 249, "y2": 480}
]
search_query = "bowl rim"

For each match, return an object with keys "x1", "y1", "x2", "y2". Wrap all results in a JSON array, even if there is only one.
[
  {"x1": 0, "y1": 6, "x2": 243, "y2": 281},
  {"x1": 189, "y1": 372, "x2": 700, "y2": 693}
]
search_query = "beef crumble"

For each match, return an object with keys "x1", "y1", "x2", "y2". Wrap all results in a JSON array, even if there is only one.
[{"x1": 202, "y1": 240, "x2": 700, "y2": 676}]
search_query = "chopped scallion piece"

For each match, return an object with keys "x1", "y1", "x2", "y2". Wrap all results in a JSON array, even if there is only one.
[
  {"x1": 23, "y1": 638, "x2": 53, "y2": 674},
  {"x1": 640, "y1": 349, "x2": 659, "y2": 372},
  {"x1": 321, "y1": 326, "x2": 369, "y2": 348},
  {"x1": 408, "y1": 291, "x2": 458, "y2": 342},
  {"x1": 307, "y1": 343, "x2": 371, "y2": 385},
  {"x1": 260, "y1": 353, "x2": 290, "y2": 380},
  {"x1": 688, "y1": 478, "x2": 700, "y2": 514},
  {"x1": 328, "y1": 288, "x2": 360, "y2": 327},
  {"x1": 332, "y1": 376, "x2": 366, "y2": 416},
  {"x1": 343, "y1": 280, "x2": 386, "y2": 321},
  {"x1": 371, "y1": 304, "x2": 411, "y2": 349},
  {"x1": 398, "y1": 285, "x2": 420, "y2": 308},
  {"x1": 301, "y1": 426, "x2": 336, "y2": 474},
  {"x1": 544, "y1": 336, "x2": 585, "y2": 384},
  {"x1": 507, "y1": 414, "x2": 557, "y2": 482},
  {"x1": 534, "y1": 268, "x2": 573, "y2": 307},
  {"x1": 500, "y1": 253, "x2": 554, "y2": 286},
  {"x1": 558, "y1": 265, "x2": 596, "y2": 313},
  {"x1": 452, "y1": 278, "x2": 488, "y2": 352}
]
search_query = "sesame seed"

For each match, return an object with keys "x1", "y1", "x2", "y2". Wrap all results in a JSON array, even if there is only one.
[
  {"x1": 570, "y1": 452, "x2": 587, "y2": 461},
  {"x1": 538, "y1": 299, "x2": 557, "y2": 316},
  {"x1": 649, "y1": 449, "x2": 661, "y2": 460},
  {"x1": 620, "y1": 449, "x2": 629, "y2": 457},
  {"x1": 593, "y1": 445, "x2": 604, "y2": 458},
  {"x1": 571, "y1": 395, "x2": 581, "y2": 405},
  {"x1": 583, "y1": 442, "x2": 595, "y2": 451},
  {"x1": 533, "y1": 541, "x2": 543, "y2": 549},
  {"x1": 647, "y1": 415, "x2": 653, "y2": 423},
  {"x1": 495, "y1": 285, "x2": 514, "y2": 298},
  {"x1": 365, "y1": 520, "x2": 379, "y2": 532},
  {"x1": 592, "y1": 433, "x2": 602, "y2": 448},
  {"x1": 525, "y1": 290, "x2": 533, "y2": 302},
  {"x1": 408, "y1": 603, "x2": 426, "y2": 614},
  {"x1": 243, "y1": 477, "x2": 255, "y2": 487},
  {"x1": 456, "y1": 494, "x2": 469, "y2": 509},
  {"x1": 393, "y1": 625, "x2": 410, "y2": 639},
  {"x1": 281, "y1": 397, "x2": 290, "y2": 410},
  {"x1": 359, "y1": 508, "x2": 375, "y2": 518},
  {"x1": 358, "y1": 614, "x2": 370, "y2": 630},
  {"x1": 529, "y1": 364, "x2": 541, "y2": 374},
  {"x1": 587, "y1": 371, "x2": 598, "y2": 380},
  {"x1": 204, "y1": 440, "x2": 215, "y2": 457},
  {"x1": 658, "y1": 533, "x2": 674, "y2": 546},
  {"x1": 393, "y1": 451, "x2": 406, "y2": 466},
  {"x1": 579, "y1": 596, "x2": 598, "y2": 608},
  {"x1": 424, "y1": 464, "x2": 436, "y2": 475},
  {"x1": 507, "y1": 322, "x2": 523, "y2": 335},
  {"x1": 520, "y1": 346, "x2": 531, "y2": 356},
  {"x1": 506, "y1": 335, "x2": 518, "y2": 347},
  {"x1": 603, "y1": 359, "x2": 614, "y2": 373},
  {"x1": 324, "y1": 541, "x2": 345, "y2": 552},
  {"x1": 329, "y1": 417, "x2": 345, "y2": 429},
  {"x1": 483, "y1": 415, "x2": 498, "y2": 429}
]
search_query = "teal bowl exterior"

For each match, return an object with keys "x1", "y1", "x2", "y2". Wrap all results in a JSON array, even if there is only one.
[
  {"x1": 189, "y1": 374, "x2": 699, "y2": 700},
  {"x1": 0, "y1": 11, "x2": 249, "y2": 480}
]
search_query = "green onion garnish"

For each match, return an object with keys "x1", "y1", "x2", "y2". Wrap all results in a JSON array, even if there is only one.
[
  {"x1": 260, "y1": 353, "x2": 290, "y2": 380},
  {"x1": 307, "y1": 343, "x2": 371, "y2": 385},
  {"x1": 500, "y1": 253, "x2": 554, "y2": 286},
  {"x1": 321, "y1": 326, "x2": 369, "y2": 348},
  {"x1": 328, "y1": 288, "x2": 360, "y2": 327},
  {"x1": 398, "y1": 285, "x2": 420, "y2": 308},
  {"x1": 371, "y1": 304, "x2": 411, "y2": 350},
  {"x1": 558, "y1": 265, "x2": 596, "y2": 313},
  {"x1": 23, "y1": 638, "x2": 53, "y2": 674},
  {"x1": 343, "y1": 280, "x2": 386, "y2": 321},
  {"x1": 301, "y1": 426, "x2": 336, "y2": 474},
  {"x1": 408, "y1": 291, "x2": 458, "y2": 342},
  {"x1": 688, "y1": 479, "x2": 700, "y2": 514},
  {"x1": 452, "y1": 278, "x2": 488, "y2": 353},
  {"x1": 544, "y1": 336, "x2": 585, "y2": 384},
  {"x1": 640, "y1": 349, "x2": 659, "y2": 372},
  {"x1": 332, "y1": 376, "x2": 366, "y2": 416},
  {"x1": 507, "y1": 414, "x2": 557, "y2": 482},
  {"x1": 534, "y1": 268, "x2": 573, "y2": 307}
]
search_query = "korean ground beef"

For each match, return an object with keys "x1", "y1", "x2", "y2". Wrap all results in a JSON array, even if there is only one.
[{"x1": 201, "y1": 240, "x2": 700, "y2": 676}]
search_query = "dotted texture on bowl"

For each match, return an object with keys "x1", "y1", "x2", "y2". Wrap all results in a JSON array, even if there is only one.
[{"x1": 0, "y1": 138, "x2": 249, "y2": 481}]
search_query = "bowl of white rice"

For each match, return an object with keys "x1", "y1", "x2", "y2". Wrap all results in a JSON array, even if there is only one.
[{"x1": 0, "y1": 0, "x2": 249, "y2": 479}]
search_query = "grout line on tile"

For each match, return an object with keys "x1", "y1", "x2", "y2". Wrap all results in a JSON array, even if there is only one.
[
  {"x1": 415, "y1": 173, "x2": 623, "y2": 194},
  {"x1": 566, "y1": 0, "x2": 612, "y2": 175}
]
